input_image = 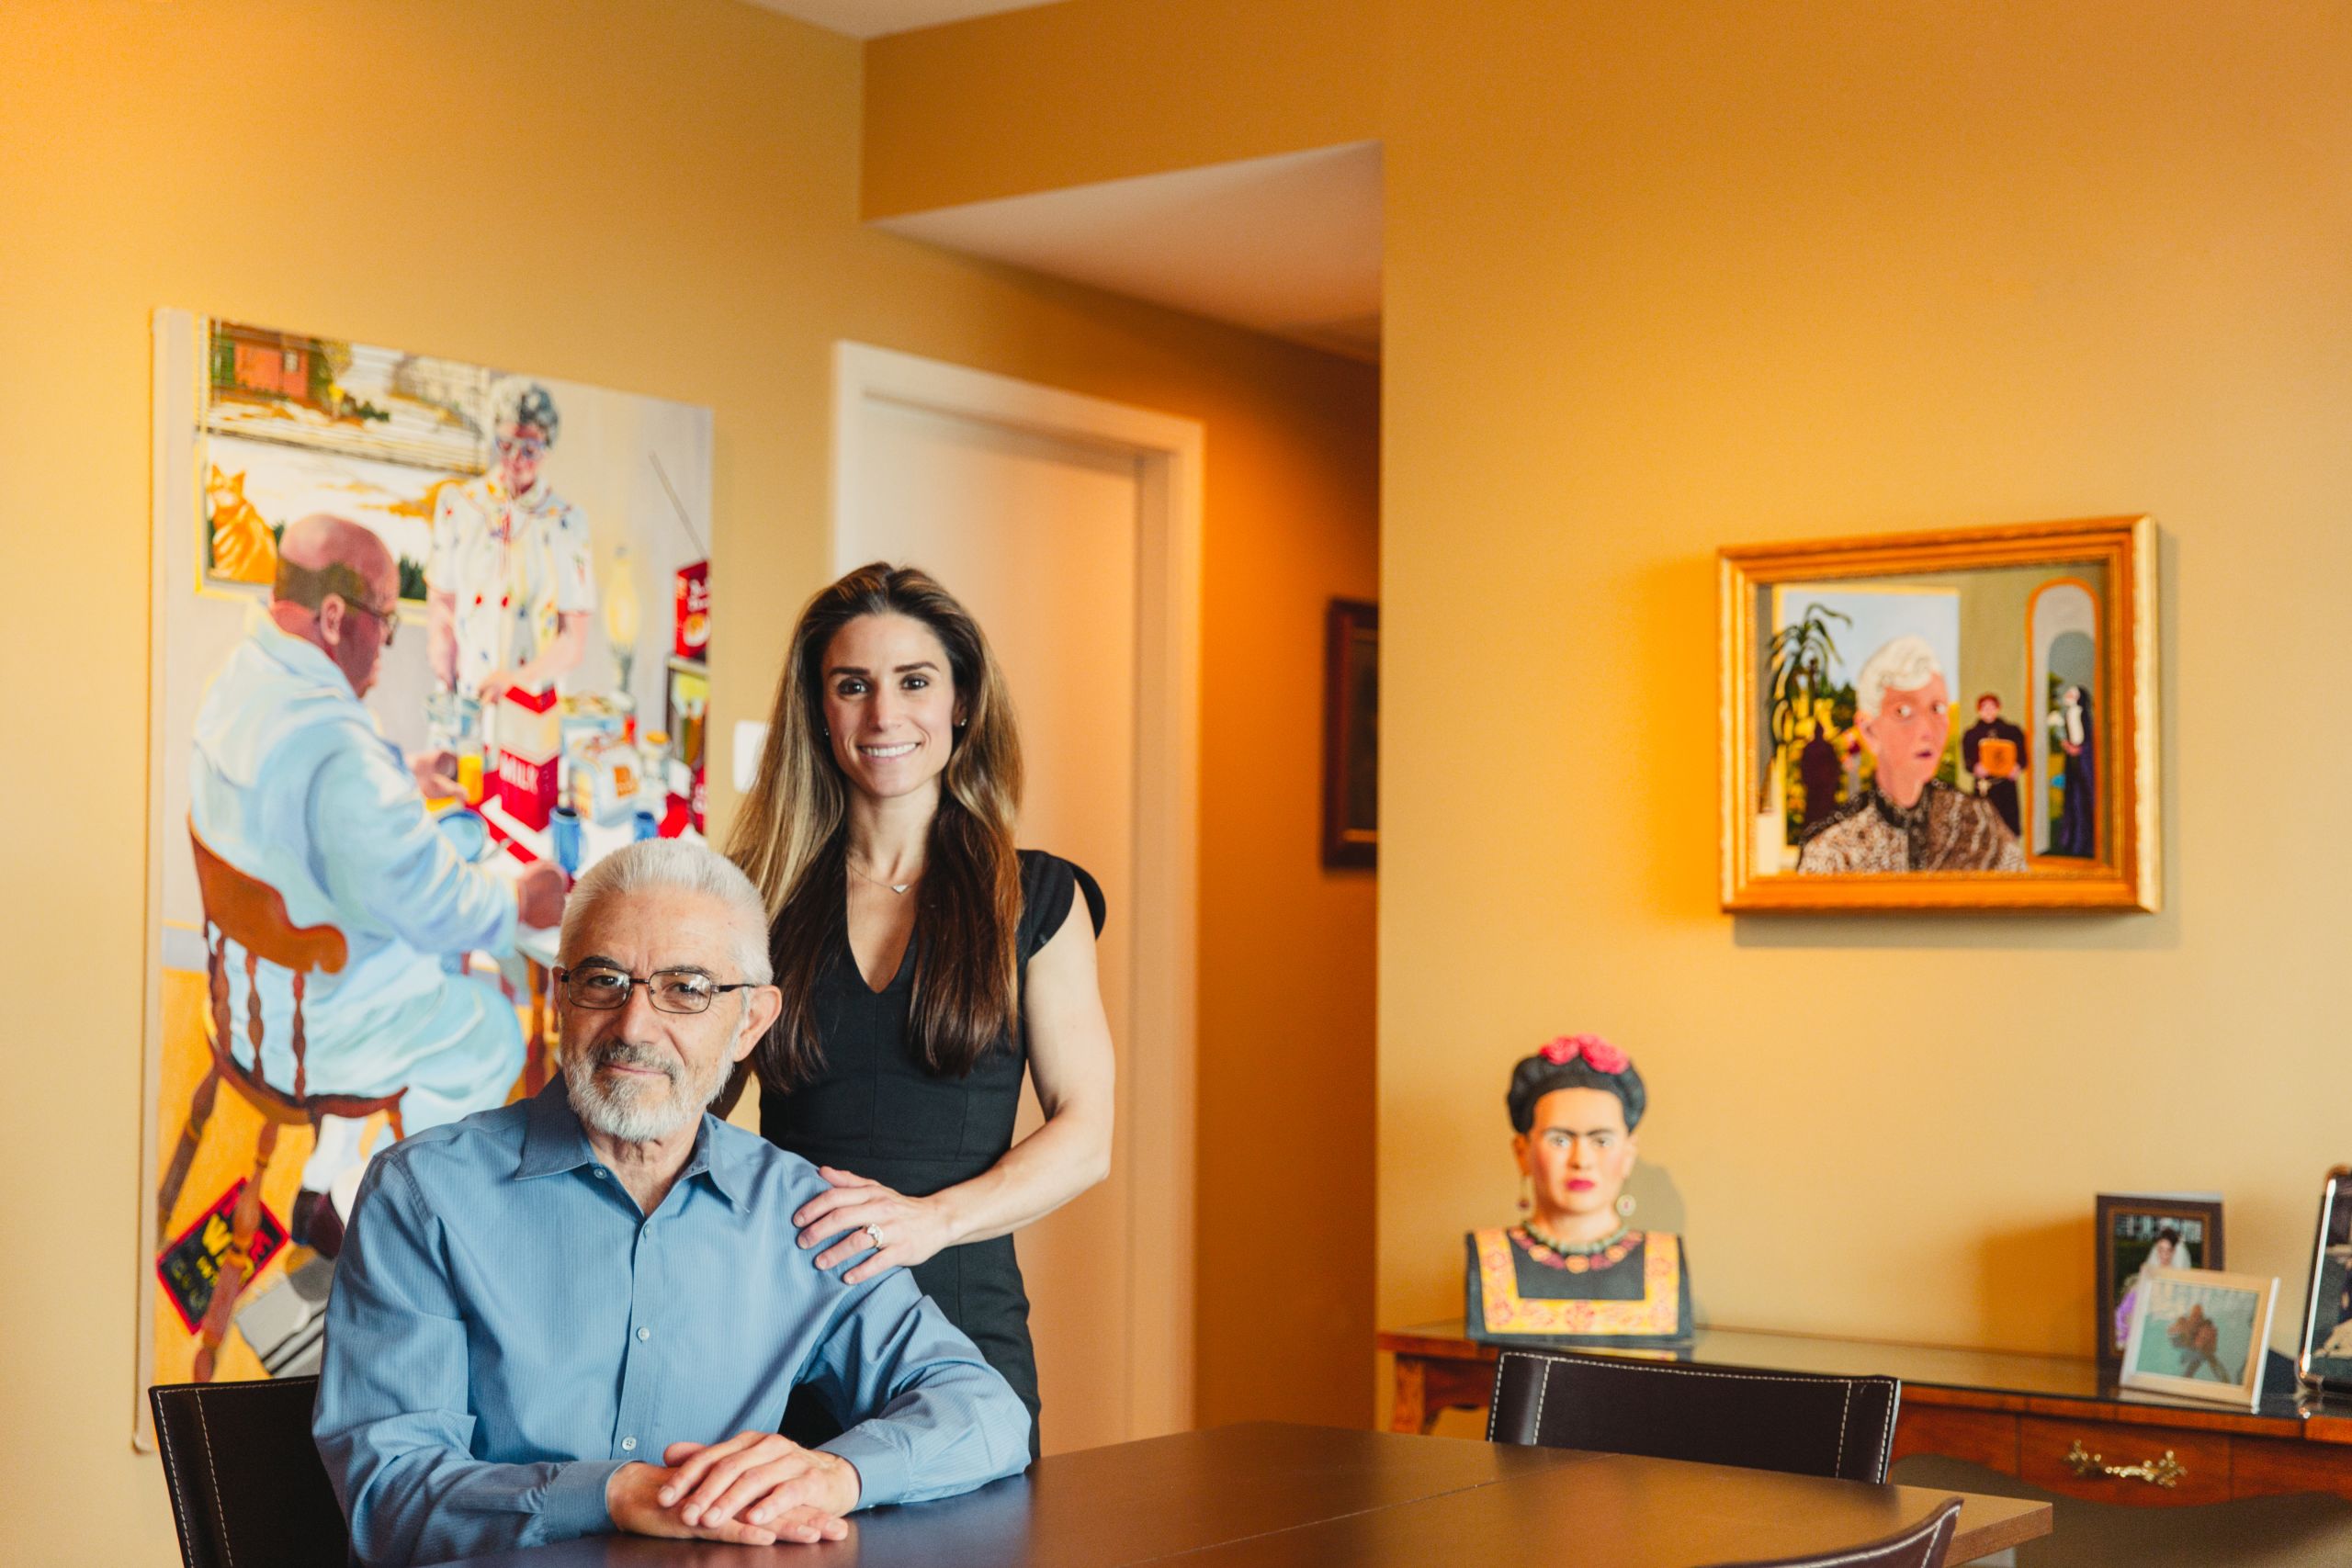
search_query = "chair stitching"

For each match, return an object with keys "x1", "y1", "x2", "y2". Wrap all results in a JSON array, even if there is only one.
[
  {"x1": 1875, "y1": 1390, "x2": 1898, "y2": 1480},
  {"x1": 161, "y1": 1381, "x2": 306, "y2": 1393},
  {"x1": 154, "y1": 1404, "x2": 203, "y2": 1568},
  {"x1": 1733, "y1": 1500, "x2": 1954, "y2": 1568},
  {"x1": 1835, "y1": 1383, "x2": 1850, "y2": 1474},
  {"x1": 193, "y1": 1397, "x2": 236, "y2": 1568},
  {"x1": 1520, "y1": 1354, "x2": 1875, "y2": 1388},
  {"x1": 1532, "y1": 1355, "x2": 1553, "y2": 1438}
]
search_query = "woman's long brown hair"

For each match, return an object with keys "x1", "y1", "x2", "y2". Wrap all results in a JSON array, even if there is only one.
[{"x1": 728, "y1": 562, "x2": 1024, "y2": 1085}]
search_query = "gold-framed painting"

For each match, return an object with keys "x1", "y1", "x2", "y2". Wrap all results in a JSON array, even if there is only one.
[{"x1": 1718, "y1": 516, "x2": 2158, "y2": 912}]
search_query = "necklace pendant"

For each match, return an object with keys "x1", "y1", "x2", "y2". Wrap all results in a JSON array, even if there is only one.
[{"x1": 890, "y1": 883, "x2": 910, "y2": 895}]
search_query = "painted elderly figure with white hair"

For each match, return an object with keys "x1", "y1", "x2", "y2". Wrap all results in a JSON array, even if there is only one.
[
  {"x1": 314, "y1": 840, "x2": 1030, "y2": 1567},
  {"x1": 1796, "y1": 635, "x2": 2026, "y2": 874},
  {"x1": 426, "y1": 378, "x2": 595, "y2": 703}
]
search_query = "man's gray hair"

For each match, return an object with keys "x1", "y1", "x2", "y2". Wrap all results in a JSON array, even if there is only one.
[
  {"x1": 1854, "y1": 635, "x2": 1946, "y2": 720},
  {"x1": 558, "y1": 840, "x2": 773, "y2": 985}
]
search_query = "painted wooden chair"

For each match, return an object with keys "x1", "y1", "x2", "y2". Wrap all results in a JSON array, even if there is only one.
[{"x1": 156, "y1": 823, "x2": 404, "y2": 1381}]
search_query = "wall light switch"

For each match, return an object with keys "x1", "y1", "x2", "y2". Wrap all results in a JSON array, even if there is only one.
[{"x1": 733, "y1": 720, "x2": 768, "y2": 792}]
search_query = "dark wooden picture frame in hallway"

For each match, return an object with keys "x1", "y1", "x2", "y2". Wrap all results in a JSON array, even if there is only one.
[{"x1": 1323, "y1": 598, "x2": 1379, "y2": 868}]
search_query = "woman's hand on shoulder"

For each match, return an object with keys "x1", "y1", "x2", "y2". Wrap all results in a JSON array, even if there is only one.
[{"x1": 794, "y1": 1166, "x2": 955, "y2": 1284}]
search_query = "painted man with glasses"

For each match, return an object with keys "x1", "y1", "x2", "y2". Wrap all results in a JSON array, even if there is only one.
[
  {"x1": 427, "y1": 378, "x2": 596, "y2": 703},
  {"x1": 188, "y1": 513, "x2": 569, "y2": 1255},
  {"x1": 315, "y1": 840, "x2": 1030, "y2": 1567}
]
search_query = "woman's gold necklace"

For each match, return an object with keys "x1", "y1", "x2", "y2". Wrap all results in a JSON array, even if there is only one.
[{"x1": 848, "y1": 859, "x2": 922, "y2": 897}]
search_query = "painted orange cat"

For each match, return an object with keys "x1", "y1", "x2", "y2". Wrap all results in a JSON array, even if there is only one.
[{"x1": 206, "y1": 465, "x2": 278, "y2": 584}]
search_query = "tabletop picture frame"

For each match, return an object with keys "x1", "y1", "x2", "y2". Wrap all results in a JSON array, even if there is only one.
[
  {"x1": 2096, "y1": 1192, "x2": 2222, "y2": 1379},
  {"x1": 2120, "y1": 1266, "x2": 2278, "y2": 1411},
  {"x1": 2297, "y1": 1166, "x2": 2352, "y2": 1394},
  {"x1": 1718, "y1": 516, "x2": 2159, "y2": 911},
  {"x1": 1322, "y1": 597, "x2": 1378, "y2": 869}
]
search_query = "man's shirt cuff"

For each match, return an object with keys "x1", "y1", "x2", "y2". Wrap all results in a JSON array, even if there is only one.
[
  {"x1": 541, "y1": 1458, "x2": 629, "y2": 1540},
  {"x1": 816, "y1": 1427, "x2": 900, "y2": 1511}
]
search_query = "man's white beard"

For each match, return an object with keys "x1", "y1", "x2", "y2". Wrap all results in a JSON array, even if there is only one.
[{"x1": 564, "y1": 1037, "x2": 725, "y2": 1145}]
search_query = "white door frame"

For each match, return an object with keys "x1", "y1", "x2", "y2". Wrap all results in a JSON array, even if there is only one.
[{"x1": 831, "y1": 341, "x2": 1202, "y2": 1438}]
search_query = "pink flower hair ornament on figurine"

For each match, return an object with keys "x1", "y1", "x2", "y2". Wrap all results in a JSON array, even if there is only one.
[{"x1": 1537, "y1": 1033, "x2": 1628, "y2": 1075}]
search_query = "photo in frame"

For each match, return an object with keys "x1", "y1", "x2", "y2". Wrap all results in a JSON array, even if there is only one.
[
  {"x1": 2120, "y1": 1267, "x2": 2278, "y2": 1411},
  {"x1": 1718, "y1": 517, "x2": 2158, "y2": 911},
  {"x1": 2096, "y1": 1191, "x2": 2222, "y2": 1376},
  {"x1": 1322, "y1": 598, "x2": 1377, "y2": 868},
  {"x1": 2297, "y1": 1165, "x2": 2352, "y2": 1393}
]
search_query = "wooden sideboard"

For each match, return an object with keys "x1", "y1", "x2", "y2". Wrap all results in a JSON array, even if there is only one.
[{"x1": 1380, "y1": 1320, "x2": 2352, "y2": 1509}]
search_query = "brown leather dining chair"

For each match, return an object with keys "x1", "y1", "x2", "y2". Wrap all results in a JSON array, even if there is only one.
[
  {"x1": 151, "y1": 1375, "x2": 349, "y2": 1568},
  {"x1": 1487, "y1": 1347, "x2": 1904, "y2": 1483},
  {"x1": 1709, "y1": 1495, "x2": 1962, "y2": 1568},
  {"x1": 157, "y1": 824, "x2": 406, "y2": 1380}
]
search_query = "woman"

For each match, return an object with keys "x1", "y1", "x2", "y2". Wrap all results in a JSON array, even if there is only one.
[
  {"x1": 2113, "y1": 1225, "x2": 2187, "y2": 1353},
  {"x1": 1464, "y1": 1034, "x2": 1690, "y2": 1347},
  {"x1": 729, "y1": 562, "x2": 1114, "y2": 1457},
  {"x1": 2052, "y1": 683, "x2": 2098, "y2": 858}
]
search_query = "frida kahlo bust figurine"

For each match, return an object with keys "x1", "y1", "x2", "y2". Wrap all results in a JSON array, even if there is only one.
[{"x1": 1464, "y1": 1034, "x2": 1692, "y2": 1347}]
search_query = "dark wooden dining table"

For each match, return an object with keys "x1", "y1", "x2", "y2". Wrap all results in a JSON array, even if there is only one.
[{"x1": 432, "y1": 1421, "x2": 2052, "y2": 1568}]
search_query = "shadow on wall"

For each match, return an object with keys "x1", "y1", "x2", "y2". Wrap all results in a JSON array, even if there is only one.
[
  {"x1": 1628, "y1": 1161, "x2": 1700, "y2": 1325},
  {"x1": 1978, "y1": 1216, "x2": 2085, "y2": 1356},
  {"x1": 1730, "y1": 908, "x2": 2180, "y2": 953}
]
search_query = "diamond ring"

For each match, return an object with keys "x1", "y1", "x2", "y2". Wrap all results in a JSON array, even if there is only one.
[{"x1": 865, "y1": 1224, "x2": 887, "y2": 1248}]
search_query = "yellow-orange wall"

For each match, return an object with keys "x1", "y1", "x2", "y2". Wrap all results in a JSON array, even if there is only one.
[
  {"x1": 865, "y1": 0, "x2": 2352, "y2": 1399},
  {"x1": 0, "y1": 3, "x2": 1376, "y2": 1562},
  {"x1": 1194, "y1": 382, "x2": 1379, "y2": 1428},
  {"x1": 1378, "y1": 0, "x2": 2351, "y2": 1358},
  {"x1": 862, "y1": 0, "x2": 1382, "y2": 217}
]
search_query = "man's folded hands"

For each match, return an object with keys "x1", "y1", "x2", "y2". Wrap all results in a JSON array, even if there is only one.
[{"x1": 606, "y1": 1432, "x2": 862, "y2": 1547}]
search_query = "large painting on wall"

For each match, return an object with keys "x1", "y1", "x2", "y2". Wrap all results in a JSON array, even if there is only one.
[
  {"x1": 1718, "y1": 516, "x2": 2158, "y2": 912},
  {"x1": 140, "y1": 311, "x2": 715, "y2": 1431}
]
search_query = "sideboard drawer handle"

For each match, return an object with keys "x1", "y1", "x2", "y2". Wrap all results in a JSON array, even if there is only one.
[{"x1": 2063, "y1": 1439, "x2": 2187, "y2": 1488}]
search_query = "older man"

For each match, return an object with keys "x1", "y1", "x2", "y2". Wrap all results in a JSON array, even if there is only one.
[
  {"x1": 313, "y1": 840, "x2": 1030, "y2": 1566},
  {"x1": 190, "y1": 514, "x2": 567, "y2": 1252},
  {"x1": 1796, "y1": 635, "x2": 2025, "y2": 874}
]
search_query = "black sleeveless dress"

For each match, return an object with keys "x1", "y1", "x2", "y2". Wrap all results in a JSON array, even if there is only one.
[{"x1": 763, "y1": 849, "x2": 1104, "y2": 1458}]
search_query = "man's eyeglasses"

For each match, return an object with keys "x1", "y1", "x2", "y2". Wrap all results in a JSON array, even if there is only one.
[
  {"x1": 556, "y1": 964, "x2": 755, "y2": 1015},
  {"x1": 336, "y1": 592, "x2": 399, "y2": 648}
]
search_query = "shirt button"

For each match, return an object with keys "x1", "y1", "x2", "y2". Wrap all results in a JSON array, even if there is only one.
[
  {"x1": 637, "y1": 1326, "x2": 651, "y2": 1341},
  {"x1": 593, "y1": 1168, "x2": 607, "y2": 1179},
  {"x1": 621, "y1": 1437, "x2": 637, "y2": 1452}
]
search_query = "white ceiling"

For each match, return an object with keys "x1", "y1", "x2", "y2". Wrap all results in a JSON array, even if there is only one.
[
  {"x1": 878, "y1": 142, "x2": 1385, "y2": 362},
  {"x1": 740, "y1": 0, "x2": 1063, "y2": 39}
]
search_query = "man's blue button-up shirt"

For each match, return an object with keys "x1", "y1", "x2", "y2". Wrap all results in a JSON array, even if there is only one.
[{"x1": 313, "y1": 1082, "x2": 1031, "y2": 1566}]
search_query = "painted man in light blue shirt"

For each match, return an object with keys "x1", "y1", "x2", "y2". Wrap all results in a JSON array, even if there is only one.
[
  {"x1": 189, "y1": 515, "x2": 569, "y2": 1249},
  {"x1": 314, "y1": 840, "x2": 1031, "y2": 1566}
]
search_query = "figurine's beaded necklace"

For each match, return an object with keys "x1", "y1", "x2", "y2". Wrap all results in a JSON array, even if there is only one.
[{"x1": 1515, "y1": 1219, "x2": 1637, "y2": 1272}]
